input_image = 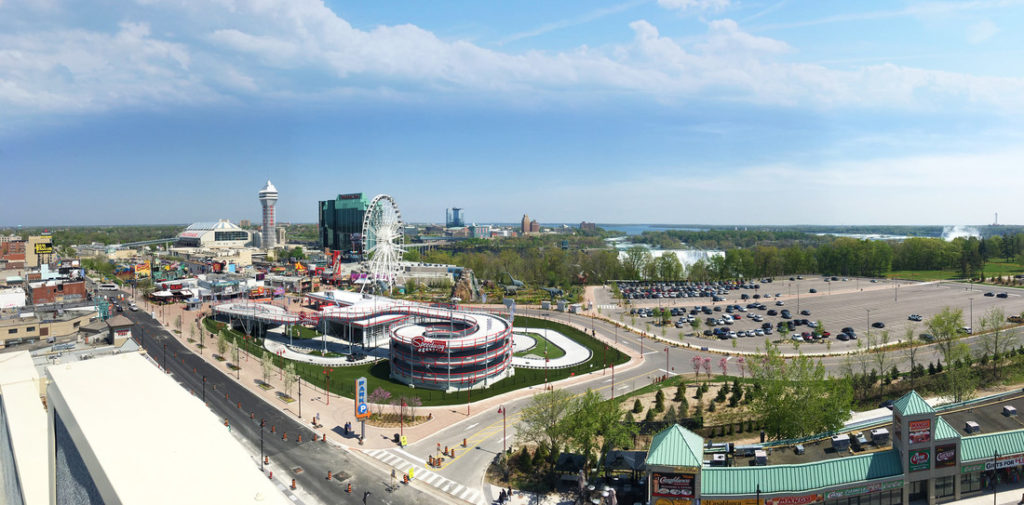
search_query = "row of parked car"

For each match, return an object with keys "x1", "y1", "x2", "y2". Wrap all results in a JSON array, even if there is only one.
[{"x1": 617, "y1": 280, "x2": 768, "y2": 300}]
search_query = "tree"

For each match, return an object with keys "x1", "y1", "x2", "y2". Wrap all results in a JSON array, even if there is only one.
[
  {"x1": 230, "y1": 340, "x2": 240, "y2": 366},
  {"x1": 368, "y1": 387, "x2": 392, "y2": 417},
  {"x1": 654, "y1": 389, "x2": 665, "y2": 412},
  {"x1": 868, "y1": 330, "x2": 891, "y2": 392},
  {"x1": 928, "y1": 307, "x2": 965, "y2": 364},
  {"x1": 746, "y1": 342, "x2": 853, "y2": 440},
  {"x1": 663, "y1": 404, "x2": 678, "y2": 424},
  {"x1": 216, "y1": 331, "x2": 228, "y2": 356},
  {"x1": 261, "y1": 351, "x2": 274, "y2": 384},
  {"x1": 945, "y1": 342, "x2": 976, "y2": 403},
  {"x1": 645, "y1": 408, "x2": 657, "y2": 422},
  {"x1": 516, "y1": 389, "x2": 576, "y2": 448},
  {"x1": 283, "y1": 362, "x2": 297, "y2": 397},
  {"x1": 174, "y1": 314, "x2": 182, "y2": 333},
  {"x1": 517, "y1": 446, "x2": 534, "y2": 473},
  {"x1": 980, "y1": 307, "x2": 1016, "y2": 380},
  {"x1": 674, "y1": 383, "x2": 685, "y2": 401},
  {"x1": 558, "y1": 390, "x2": 637, "y2": 473},
  {"x1": 623, "y1": 246, "x2": 653, "y2": 280},
  {"x1": 632, "y1": 399, "x2": 643, "y2": 414},
  {"x1": 903, "y1": 325, "x2": 920, "y2": 384}
]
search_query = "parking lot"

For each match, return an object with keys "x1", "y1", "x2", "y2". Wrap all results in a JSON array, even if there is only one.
[{"x1": 613, "y1": 277, "x2": 1024, "y2": 352}]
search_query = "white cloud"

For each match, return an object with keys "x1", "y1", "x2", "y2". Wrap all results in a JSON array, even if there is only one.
[
  {"x1": 657, "y1": 0, "x2": 731, "y2": 12},
  {"x1": 966, "y1": 19, "x2": 999, "y2": 44},
  {"x1": 1, "y1": 0, "x2": 1024, "y2": 125}
]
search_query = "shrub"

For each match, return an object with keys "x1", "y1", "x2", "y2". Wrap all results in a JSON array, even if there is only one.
[{"x1": 633, "y1": 399, "x2": 643, "y2": 414}]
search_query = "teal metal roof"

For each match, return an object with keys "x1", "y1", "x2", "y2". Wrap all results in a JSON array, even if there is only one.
[
  {"x1": 701, "y1": 450, "x2": 902, "y2": 495},
  {"x1": 934, "y1": 417, "x2": 960, "y2": 441},
  {"x1": 645, "y1": 424, "x2": 704, "y2": 468},
  {"x1": 962, "y1": 429, "x2": 1024, "y2": 462},
  {"x1": 893, "y1": 391, "x2": 934, "y2": 416}
]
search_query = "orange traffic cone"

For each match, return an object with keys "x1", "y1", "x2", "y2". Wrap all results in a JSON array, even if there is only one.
[
  {"x1": 463, "y1": 438, "x2": 467, "y2": 447},
  {"x1": 283, "y1": 432, "x2": 288, "y2": 441},
  {"x1": 298, "y1": 434, "x2": 302, "y2": 443},
  {"x1": 327, "y1": 471, "x2": 332, "y2": 481},
  {"x1": 322, "y1": 434, "x2": 326, "y2": 442},
  {"x1": 346, "y1": 483, "x2": 352, "y2": 493}
]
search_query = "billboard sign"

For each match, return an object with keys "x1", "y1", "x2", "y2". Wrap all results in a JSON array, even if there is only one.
[
  {"x1": 909, "y1": 420, "x2": 931, "y2": 444},
  {"x1": 935, "y1": 444, "x2": 957, "y2": 468},
  {"x1": 34, "y1": 243, "x2": 53, "y2": 254},
  {"x1": 134, "y1": 261, "x2": 151, "y2": 279},
  {"x1": 411, "y1": 336, "x2": 448, "y2": 353},
  {"x1": 910, "y1": 448, "x2": 931, "y2": 472},
  {"x1": 355, "y1": 377, "x2": 370, "y2": 419},
  {"x1": 651, "y1": 472, "x2": 695, "y2": 498}
]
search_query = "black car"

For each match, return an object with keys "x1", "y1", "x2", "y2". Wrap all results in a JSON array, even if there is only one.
[
  {"x1": 800, "y1": 310, "x2": 811, "y2": 316},
  {"x1": 837, "y1": 333, "x2": 850, "y2": 341},
  {"x1": 998, "y1": 292, "x2": 1009, "y2": 298},
  {"x1": 767, "y1": 309, "x2": 778, "y2": 316},
  {"x1": 872, "y1": 321, "x2": 885, "y2": 328},
  {"x1": 984, "y1": 292, "x2": 995, "y2": 297},
  {"x1": 879, "y1": 400, "x2": 894, "y2": 410},
  {"x1": 920, "y1": 333, "x2": 935, "y2": 342},
  {"x1": 841, "y1": 327, "x2": 855, "y2": 334},
  {"x1": 809, "y1": 288, "x2": 817, "y2": 293}
]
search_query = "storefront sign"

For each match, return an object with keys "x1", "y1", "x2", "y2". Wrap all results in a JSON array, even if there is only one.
[
  {"x1": 651, "y1": 472, "x2": 695, "y2": 498},
  {"x1": 909, "y1": 449, "x2": 931, "y2": 472},
  {"x1": 411, "y1": 336, "x2": 448, "y2": 353},
  {"x1": 825, "y1": 480, "x2": 903, "y2": 499},
  {"x1": 935, "y1": 444, "x2": 957, "y2": 468},
  {"x1": 909, "y1": 420, "x2": 931, "y2": 444},
  {"x1": 765, "y1": 493, "x2": 821, "y2": 505},
  {"x1": 703, "y1": 499, "x2": 759, "y2": 505},
  {"x1": 962, "y1": 454, "x2": 1024, "y2": 473},
  {"x1": 354, "y1": 377, "x2": 370, "y2": 419},
  {"x1": 652, "y1": 499, "x2": 692, "y2": 505}
]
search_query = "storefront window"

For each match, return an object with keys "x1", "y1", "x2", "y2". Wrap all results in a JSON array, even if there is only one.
[
  {"x1": 935, "y1": 476, "x2": 954, "y2": 498},
  {"x1": 962, "y1": 472, "x2": 985, "y2": 494}
]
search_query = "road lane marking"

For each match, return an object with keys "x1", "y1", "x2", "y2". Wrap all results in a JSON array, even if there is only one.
[{"x1": 465, "y1": 423, "x2": 479, "y2": 430}]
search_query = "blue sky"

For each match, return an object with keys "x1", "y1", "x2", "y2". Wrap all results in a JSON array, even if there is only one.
[{"x1": 2, "y1": 0, "x2": 1024, "y2": 226}]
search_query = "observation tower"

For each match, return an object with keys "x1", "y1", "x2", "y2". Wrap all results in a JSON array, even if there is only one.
[{"x1": 258, "y1": 180, "x2": 278, "y2": 250}]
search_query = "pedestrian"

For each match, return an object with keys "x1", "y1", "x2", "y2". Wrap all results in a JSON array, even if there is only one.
[
  {"x1": 362, "y1": 490, "x2": 371, "y2": 504},
  {"x1": 498, "y1": 489, "x2": 506, "y2": 503}
]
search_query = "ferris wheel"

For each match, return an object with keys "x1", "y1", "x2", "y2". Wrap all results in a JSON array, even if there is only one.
[{"x1": 361, "y1": 194, "x2": 405, "y2": 293}]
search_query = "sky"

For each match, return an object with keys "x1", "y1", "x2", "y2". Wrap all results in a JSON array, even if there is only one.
[{"x1": 2, "y1": 0, "x2": 1024, "y2": 227}]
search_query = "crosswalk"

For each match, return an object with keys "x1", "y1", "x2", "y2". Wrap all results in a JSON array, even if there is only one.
[{"x1": 363, "y1": 448, "x2": 487, "y2": 505}]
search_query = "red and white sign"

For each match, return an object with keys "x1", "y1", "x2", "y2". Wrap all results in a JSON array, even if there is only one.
[
  {"x1": 909, "y1": 420, "x2": 931, "y2": 444},
  {"x1": 411, "y1": 336, "x2": 448, "y2": 353},
  {"x1": 651, "y1": 473, "x2": 695, "y2": 498},
  {"x1": 766, "y1": 494, "x2": 822, "y2": 505}
]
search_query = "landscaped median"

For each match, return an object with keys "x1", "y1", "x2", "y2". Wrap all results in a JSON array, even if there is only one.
[{"x1": 201, "y1": 314, "x2": 628, "y2": 407}]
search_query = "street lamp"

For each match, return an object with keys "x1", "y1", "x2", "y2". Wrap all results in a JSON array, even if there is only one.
[
  {"x1": 497, "y1": 405, "x2": 507, "y2": 478},
  {"x1": 756, "y1": 484, "x2": 761, "y2": 505},
  {"x1": 260, "y1": 418, "x2": 266, "y2": 471},
  {"x1": 323, "y1": 368, "x2": 333, "y2": 406},
  {"x1": 664, "y1": 347, "x2": 669, "y2": 375}
]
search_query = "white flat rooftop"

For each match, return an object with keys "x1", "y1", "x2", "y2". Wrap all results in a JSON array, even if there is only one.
[
  {"x1": 45, "y1": 353, "x2": 288, "y2": 505},
  {"x1": 0, "y1": 351, "x2": 47, "y2": 505}
]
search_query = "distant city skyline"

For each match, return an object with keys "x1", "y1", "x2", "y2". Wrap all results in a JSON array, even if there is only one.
[{"x1": 2, "y1": 1, "x2": 1024, "y2": 226}]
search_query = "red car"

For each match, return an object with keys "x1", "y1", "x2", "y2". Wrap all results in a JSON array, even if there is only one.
[{"x1": 733, "y1": 314, "x2": 742, "y2": 320}]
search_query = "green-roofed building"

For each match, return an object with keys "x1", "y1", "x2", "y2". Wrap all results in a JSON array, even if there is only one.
[{"x1": 638, "y1": 390, "x2": 1024, "y2": 505}]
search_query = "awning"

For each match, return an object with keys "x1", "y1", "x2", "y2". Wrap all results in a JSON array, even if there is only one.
[{"x1": 151, "y1": 290, "x2": 173, "y2": 297}]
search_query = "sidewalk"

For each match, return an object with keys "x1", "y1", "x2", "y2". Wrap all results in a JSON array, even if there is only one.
[{"x1": 137, "y1": 293, "x2": 647, "y2": 452}]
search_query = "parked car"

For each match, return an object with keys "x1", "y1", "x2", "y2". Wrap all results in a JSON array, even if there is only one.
[
  {"x1": 961, "y1": 326, "x2": 973, "y2": 334},
  {"x1": 872, "y1": 322, "x2": 885, "y2": 328},
  {"x1": 841, "y1": 327, "x2": 855, "y2": 334},
  {"x1": 998, "y1": 292, "x2": 1009, "y2": 298},
  {"x1": 919, "y1": 333, "x2": 935, "y2": 342},
  {"x1": 907, "y1": 314, "x2": 922, "y2": 321},
  {"x1": 800, "y1": 310, "x2": 811, "y2": 316},
  {"x1": 837, "y1": 333, "x2": 850, "y2": 341},
  {"x1": 767, "y1": 309, "x2": 778, "y2": 316},
  {"x1": 776, "y1": 301, "x2": 785, "y2": 306},
  {"x1": 984, "y1": 292, "x2": 995, "y2": 297},
  {"x1": 809, "y1": 288, "x2": 817, "y2": 293}
]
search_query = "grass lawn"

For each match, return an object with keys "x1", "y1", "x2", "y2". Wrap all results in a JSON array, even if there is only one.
[
  {"x1": 287, "y1": 325, "x2": 322, "y2": 339},
  {"x1": 887, "y1": 270, "x2": 961, "y2": 281},
  {"x1": 203, "y1": 315, "x2": 627, "y2": 406},
  {"x1": 513, "y1": 331, "x2": 567, "y2": 359}
]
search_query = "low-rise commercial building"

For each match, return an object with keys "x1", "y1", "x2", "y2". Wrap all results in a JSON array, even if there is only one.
[
  {"x1": 44, "y1": 352, "x2": 289, "y2": 504},
  {"x1": 27, "y1": 278, "x2": 87, "y2": 305},
  {"x1": 0, "y1": 308, "x2": 96, "y2": 351},
  {"x1": 0, "y1": 287, "x2": 26, "y2": 309},
  {"x1": 644, "y1": 390, "x2": 1024, "y2": 505}
]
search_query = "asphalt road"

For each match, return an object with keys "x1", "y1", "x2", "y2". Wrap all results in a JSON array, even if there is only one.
[{"x1": 123, "y1": 303, "x2": 444, "y2": 505}]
